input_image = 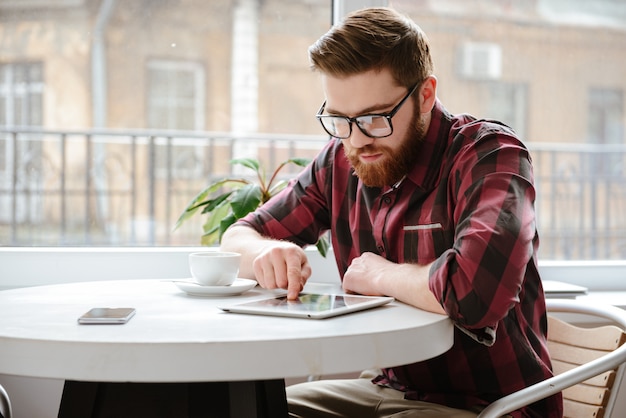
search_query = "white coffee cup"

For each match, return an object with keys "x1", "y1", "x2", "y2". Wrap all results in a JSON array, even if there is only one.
[{"x1": 188, "y1": 251, "x2": 241, "y2": 286}]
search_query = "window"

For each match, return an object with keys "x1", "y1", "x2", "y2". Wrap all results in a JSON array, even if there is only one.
[
  {"x1": 0, "y1": 0, "x2": 625, "y2": 263},
  {"x1": 0, "y1": 0, "x2": 330, "y2": 246},
  {"x1": 589, "y1": 88, "x2": 624, "y2": 175},
  {"x1": 0, "y1": 62, "x2": 44, "y2": 128},
  {"x1": 147, "y1": 60, "x2": 207, "y2": 180},
  {"x1": 487, "y1": 82, "x2": 528, "y2": 140},
  {"x1": 0, "y1": 62, "x2": 44, "y2": 224},
  {"x1": 147, "y1": 60, "x2": 205, "y2": 131},
  {"x1": 0, "y1": 62, "x2": 44, "y2": 175}
]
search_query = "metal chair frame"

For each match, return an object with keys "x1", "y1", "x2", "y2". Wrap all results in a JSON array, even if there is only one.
[{"x1": 0, "y1": 383, "x2": 11, "y2": 418}]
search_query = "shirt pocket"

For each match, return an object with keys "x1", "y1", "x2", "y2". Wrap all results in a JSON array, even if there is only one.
[{"x1": 402, "y1": 222, "x2": 451, "y2": 264}]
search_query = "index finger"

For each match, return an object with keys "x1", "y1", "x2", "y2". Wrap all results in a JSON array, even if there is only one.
[{"x1": 285, "y1": 252, "x2": 305, "y2": 300}]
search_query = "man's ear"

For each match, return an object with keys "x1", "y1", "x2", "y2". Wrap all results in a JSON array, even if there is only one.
[{"x1": 418, "y1": 76, "x2": 437, "y2": 114}]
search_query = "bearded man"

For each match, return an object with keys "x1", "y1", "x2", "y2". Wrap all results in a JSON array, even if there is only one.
[{"x1": 221, "y1": 7, "x2": 562, "y2": 418}]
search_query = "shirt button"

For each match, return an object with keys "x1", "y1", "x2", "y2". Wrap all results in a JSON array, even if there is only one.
[
  {"x1": 377, "y1": 245, "x2": 384, "y2": 253},
  {"x1": 383, "y1": 196, "x2": 391, "y2": 204}
]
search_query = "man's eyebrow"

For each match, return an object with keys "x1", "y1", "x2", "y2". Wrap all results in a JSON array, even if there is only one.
[{"x1": 325, "y1": 99, "x2": 396, "y2": 117}]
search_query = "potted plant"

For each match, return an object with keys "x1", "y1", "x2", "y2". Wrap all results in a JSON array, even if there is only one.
[{"x1": 175, "y1": 157, "x2": 329, "y2": 256}]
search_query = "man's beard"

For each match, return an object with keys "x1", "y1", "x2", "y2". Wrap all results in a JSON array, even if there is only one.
[{"x1": 345, "y1": 113, "x2": 427, "y2": 188}]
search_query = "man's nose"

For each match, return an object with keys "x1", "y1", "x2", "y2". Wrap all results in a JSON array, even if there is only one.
[{"x1": 348, "y1": 125, "x2": 375, "y2": 149}]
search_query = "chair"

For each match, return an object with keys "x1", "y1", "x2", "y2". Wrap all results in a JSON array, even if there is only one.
[
  {"x1": 0, "y1": 383, "x2": 11, "y2": 418},
  {"x1": 478, "y1": 299, "x2": 626, "y2": 418}
]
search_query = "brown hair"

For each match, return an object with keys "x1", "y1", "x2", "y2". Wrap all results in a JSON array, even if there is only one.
[{"x1": 308, "y1": 7, "x2": 433, "y2": 88}]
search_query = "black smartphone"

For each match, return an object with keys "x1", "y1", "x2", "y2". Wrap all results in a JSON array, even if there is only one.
[{"x1": 78, "y1": 307, "x2": 136, "y2": 325}]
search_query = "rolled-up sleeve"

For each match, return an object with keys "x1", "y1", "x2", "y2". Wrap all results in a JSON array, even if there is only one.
[{"x1": 429, "y1": 128, "x2": 538, "y2": 345}]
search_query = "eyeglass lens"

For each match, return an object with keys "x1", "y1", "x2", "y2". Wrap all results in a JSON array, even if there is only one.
[{"x1": 321, "y1": 115, "x2": 391, "y2": 139}]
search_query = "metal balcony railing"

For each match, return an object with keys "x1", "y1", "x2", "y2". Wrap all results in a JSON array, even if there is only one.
[{"x1": 1, "y1": 127, "x2": 625, "y2": 260}]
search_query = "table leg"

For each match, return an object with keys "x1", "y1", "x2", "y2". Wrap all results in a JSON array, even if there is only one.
[
  {"x1": 229, "y1": 380, "x2": 288, "y2": 417},
  {"x1": 58, "y1": 379, "x2": 287, "y2": 418}
]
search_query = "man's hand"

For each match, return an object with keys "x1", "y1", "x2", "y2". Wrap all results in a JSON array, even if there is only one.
[
  {"x1": 342, "y1": 252, "x2": 390, "y2": 296},
  {"x1": 253, "y1": 242, "x2": 311, "y2": 300},
  {"x1": 220, "y1": 225, "x2": 312, "y2": 300},
  {"x1": 343, "y1": 252, "x2": 446, "y2": 315}
]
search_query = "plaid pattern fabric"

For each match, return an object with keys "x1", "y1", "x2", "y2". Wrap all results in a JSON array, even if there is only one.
[{"x1": 236, "y1": 100, "x2": 562, "y2": 417}]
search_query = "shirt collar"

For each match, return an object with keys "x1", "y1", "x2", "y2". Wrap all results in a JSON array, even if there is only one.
[{"x1": 404, "y1": 99, "x2": 450, "y2": 192}]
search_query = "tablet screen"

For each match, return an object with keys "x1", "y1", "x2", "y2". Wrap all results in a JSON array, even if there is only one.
[
  {"x1": 252, "y1": 293, "x2": 344, "y2": 311},
  {"x1": 220, "y1": 293, "x2": 393, "y2": 319}
]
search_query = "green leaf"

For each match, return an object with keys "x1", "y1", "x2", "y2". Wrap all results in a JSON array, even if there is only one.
[
  {"x1": 173, "y1": 179, "x2": 248, "y2": 231},
  {"x1": 189, "y1": 179, "x2": 239, "y2": 207},
  {"x1": 201, "y1": 192, "x2": 233, "y2": 214},
  {"x1": 200, "y1": 229, "x2": 219, "y2": 246},
  {"x1": 173, "y1": 200, "x2": 208, "y2": 231},
  {"x1": 286, "y1": 157, "x2": 311, "y2": 167},
  {"x1": 230, "y1": 184, "x2": 263, "y2": 218},
  {"x1": 218, "y1": 213, "x2": 238, "y2": 241},
  {"x1": 230, "y1": 158, "x2": 260, "y2": 173},
  {"x1": 268, "y1": 179, "x2": 289, "y2": 198},
  {"x1": 173, "y1": 189, "x2": 213, "y2": 231},
  {"x1": 315, "y1": 236, "x2": 330, "y2": 258},
  {"x1": 200, "y1": 201, "x2": 233, "y2": 245},
  {"x1": 174, "y1": 181, "x2": 231, "y2": 227}
]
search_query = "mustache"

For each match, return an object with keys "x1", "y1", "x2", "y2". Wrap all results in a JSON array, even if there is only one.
[{"x1": 348, "y1": 144, "x2": 389, "y2": 158}]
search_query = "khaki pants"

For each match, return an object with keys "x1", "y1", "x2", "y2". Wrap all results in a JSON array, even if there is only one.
[{"x1": 287, "y1": 371, "x2": 485, "y2": 418}]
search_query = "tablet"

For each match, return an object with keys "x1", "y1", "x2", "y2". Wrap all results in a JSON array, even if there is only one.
[
  {"x1": 219, "y1": 293, "x2": 394, "y2": 319},
  {"x1": 542, "y1": 280, "x2": 588, "y2": 299}
]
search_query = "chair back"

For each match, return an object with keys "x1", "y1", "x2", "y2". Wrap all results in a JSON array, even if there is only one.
[
  {"x1": 477, "y1": 299, "x2": 626, "y2": 418},
  {"x1": 548, "y1": 314, "x2": 626, "y2": 418}
]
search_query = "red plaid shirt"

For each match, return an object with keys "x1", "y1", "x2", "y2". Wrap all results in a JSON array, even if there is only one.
[{"x1": 237, "y1": 100, "x2": 563, "y2": 417}]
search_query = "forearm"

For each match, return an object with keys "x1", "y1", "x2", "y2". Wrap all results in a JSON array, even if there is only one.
[
  {"x1": 378, "y1": 262, "x2": 446, "y2": 315},
  {"x1": 220, "y1": 225, "x2": 271, "y2": 279},
  {"x1": 343, "y1": 253, "x2": 446, "y2": 315}
]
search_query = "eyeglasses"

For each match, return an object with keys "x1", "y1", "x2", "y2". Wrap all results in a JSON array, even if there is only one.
[{"x1": 316, "y1": 83, "x2": 419, "y2": 139}]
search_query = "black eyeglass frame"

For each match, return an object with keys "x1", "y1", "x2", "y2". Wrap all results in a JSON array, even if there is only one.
[{"x1": 315, "y1": 82, "x2": 419, "y2": 139}]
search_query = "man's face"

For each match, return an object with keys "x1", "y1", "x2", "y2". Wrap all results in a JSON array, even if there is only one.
[{"x1": 321, "y1": 69, "x2": 427, "y2": 187}]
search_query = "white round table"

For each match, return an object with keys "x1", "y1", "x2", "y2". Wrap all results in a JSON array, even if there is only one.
[{"x1": 0, "y1": 279, "x2": 453, "y2": 417}]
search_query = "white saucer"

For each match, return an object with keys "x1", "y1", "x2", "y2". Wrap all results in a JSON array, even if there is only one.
[{"x1": 173, "y1": 278, "x2": 257, "y2": 297}]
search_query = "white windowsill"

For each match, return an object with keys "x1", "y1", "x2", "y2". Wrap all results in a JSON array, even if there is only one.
[
  {"x1": 1, "y1": 248, "x2": 626, "y2": 302},
  {"x1": 0, "y1": 246, "x2": 340, "y2": 290}
]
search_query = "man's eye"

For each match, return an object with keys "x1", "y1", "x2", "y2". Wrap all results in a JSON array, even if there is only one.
[{"x1": 357, "y1": 116, "x2": 376, "y2": 125}]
